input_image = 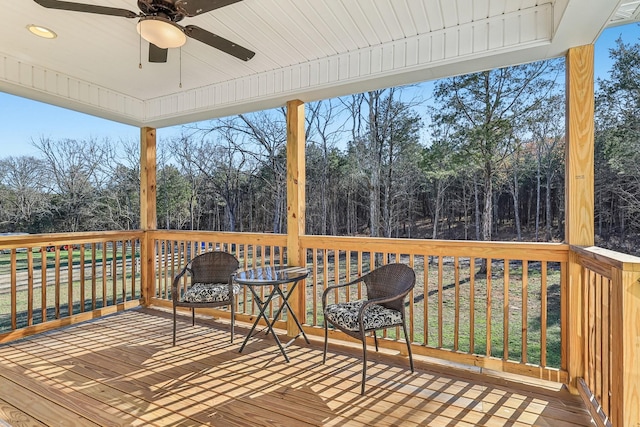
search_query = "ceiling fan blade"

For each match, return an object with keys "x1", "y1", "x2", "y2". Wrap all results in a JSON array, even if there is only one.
[
  {"x1": 148, "y1": 43, "x2": 168, "y2": 63},
  {"x1": 33, "y1": 0, "x2": 138, "y2": 18},
  {"x1": 184, "y1": 25, "x2": 255, "y2": 61},
  {"x1": 175, "y1": 0, "x2": 243, "y2": 17}
]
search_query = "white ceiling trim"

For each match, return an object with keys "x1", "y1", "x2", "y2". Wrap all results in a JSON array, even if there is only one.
[
  {"x1": 0, "y1": 55, "x2": 145, "y2": 125},
  {"x1": 143, "y1": 3, "x2": 554, "y2": 128}
]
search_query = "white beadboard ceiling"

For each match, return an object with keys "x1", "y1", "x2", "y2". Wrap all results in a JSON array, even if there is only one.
[{"x1": 0, "y1": 0, "x2": 637, "y2": 129}]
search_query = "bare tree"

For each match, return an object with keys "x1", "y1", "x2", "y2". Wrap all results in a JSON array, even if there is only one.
[
  {"x1": 192, "y1": 110, "x2": 288, "y2": 233},
  {"x1": 32, "y1": 137, "x2": 116, "y2": 231},
  {"x1": 0, "y1": 156, "x2": 50, "y2": 231}
]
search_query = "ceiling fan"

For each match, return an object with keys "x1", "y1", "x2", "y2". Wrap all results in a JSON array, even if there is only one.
[{"x1": 33, "y1": 0, "x2": 255, "y2": 63}]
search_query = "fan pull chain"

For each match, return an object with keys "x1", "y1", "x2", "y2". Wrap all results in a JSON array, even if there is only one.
[
  {"x1": 179, "y1": 47, "x2": 182, "y2": 88},
  {"x1": 138, "y1": 30, "x2": 142, "y2": 69}
]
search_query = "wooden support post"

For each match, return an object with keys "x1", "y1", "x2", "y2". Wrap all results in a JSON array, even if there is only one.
[
  {"x1": 286, "y1": 100, "x2": 306, "y2": 337},
  {"x1": 565, "y1": 45, "x2": 595, "y2": 392},
  {"x1": 140, "y1": 127, "x2": 157, "y2": 307}
]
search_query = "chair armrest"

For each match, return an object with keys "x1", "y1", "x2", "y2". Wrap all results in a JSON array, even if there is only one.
[
  {"x1": 171, "y1": 267, "x2": 190, "y2": 301},
  {"x1": 321, "y1": 275, "x2": 366, "y2": 309}
]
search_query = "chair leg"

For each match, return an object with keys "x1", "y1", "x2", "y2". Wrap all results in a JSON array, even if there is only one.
[
  {"x1": 230, "y1": 298, "x2": 235, "y2": 344},
  {"x1": 192, "y1": 308, "x2": 195, "y2": 326},
  {"x1": 361, "y1": 336, "x2": 368, "y2": 395},
  {"x1": 322, "y1": 320, "x2": 328, "y2": 364},
  {"x1": 374, "y1": 331, "x2": 379, "y2": 352},
  {"x1": 402, "y1": 321, "x2": 414, "y2": 372},
  {"x1": 172, "y1": 304, "x2": 177, "y2": 346}
]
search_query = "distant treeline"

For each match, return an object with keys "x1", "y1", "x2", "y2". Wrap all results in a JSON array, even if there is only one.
[{"x1": 1, "y1": 38, "x2": 639, "y2": 256}]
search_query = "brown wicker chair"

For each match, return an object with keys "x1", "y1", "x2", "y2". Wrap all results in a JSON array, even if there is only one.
[
  {"x1": 172, "y1": 251, "x2": 240, "y2": 346},
  {"x1": 322, "y1": 263, "x2": 415, "y2": 395}
]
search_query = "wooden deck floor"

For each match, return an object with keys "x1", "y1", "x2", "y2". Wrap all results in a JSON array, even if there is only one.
[{"x1": 0, "y1": 308, "x2": 592, "y2": 427}]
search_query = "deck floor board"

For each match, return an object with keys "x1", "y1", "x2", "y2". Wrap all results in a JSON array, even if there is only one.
[{"x1": 0, "y1": 308, "x2": 592, "y2": 427}]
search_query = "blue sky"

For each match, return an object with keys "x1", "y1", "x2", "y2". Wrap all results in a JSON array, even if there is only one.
[{"x1": 1, "y1": 23, "x2": 638, "y2": 159}]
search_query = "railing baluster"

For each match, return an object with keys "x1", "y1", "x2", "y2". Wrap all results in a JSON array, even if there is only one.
[
  {"x1": 111, "y1": 241, "x2": 117, "y2": 305},
  {"x1": 469, "y1": 257, "x2": 475, "y2": 354},
  {"x1": 27, "y1": 249, "x2": 34, "y2": 326},
  {"x1": 486, "y1": 258, "x2": 492, "y2": 357},
  {"x1": 438, "y1": 255, "x2": 443, "y2": 348},
  {"x1": 122, "y1": 240, "x2": 127, "y2": 302},
  {"x1": 504, "y1": 259, "x2": 510, "y2": 361},
  {"x1": 409, "y1": 254, "x2": 415, "y2": 344},
  {"x1": 55, "y1": 248, "x2": 61, "y2": 319},
  {"x1": 101, "y1": 243, "x2": 107, "y2": 308},
  {"x1": 41, "y1": 248, "x2": 47, "y2": 322},
  {"x1": 541, "y1": 261, "x2": 548, "y2": 367},
  {"x1": 67, "y1": 246, "x2": 73, "y2": 316},
  {"x1": 522, "y1": 260, "x2": 528, "y2": 364},
  {"x1": 91, "y1": 243, "x2": 97, "y2": 310},
  {"x1": 79, "y1": 245, "x2": 85, "y2": 312},
  {"x1": 602, "y1": 276, "x2": 610, "y2": 417},
  {"x1": 312, "y1": 248, "x2": 318, "y2": 326},
  {"x1": 595, "y1": 274, "x2": 602, "y2": 405},
  {"x1": 11, "y1": 250, "x2": 17, "y2": 330},
  {"x1": 424, "y1": 254, "x2": 429, "y2": 347}
]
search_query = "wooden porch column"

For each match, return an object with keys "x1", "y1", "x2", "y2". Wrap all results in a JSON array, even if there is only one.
[
  {"x1": 565, "y1": 45, "x2": 594, "y2": 391},
  {"x1": 286, "y1": 100, "x2": 306, "y2": 337},
  {"x1": 140, "y1": 127, "x2": 157, "y2": 307}
]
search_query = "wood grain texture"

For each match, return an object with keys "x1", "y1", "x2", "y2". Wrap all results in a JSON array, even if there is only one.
[
  {"x1": 140, "y1": 127, "x2": 157, "y2": 307},
  {"x1": 0, "y1": 308, "x2": 593, "y2": 427},
  {"x1": 286, "y1": 99, "x2": 306, "y2": 337},
  {"x1": 573, "y1": 246, "x2": 640, "y2": 426},
  {"x1": 565, "y1": 44, "x2": 594, "y2": 246}
]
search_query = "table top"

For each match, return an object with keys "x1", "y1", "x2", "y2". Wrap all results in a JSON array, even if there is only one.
[{"x1": 233, "y1": 266, "x2": 309, "y2": 286}]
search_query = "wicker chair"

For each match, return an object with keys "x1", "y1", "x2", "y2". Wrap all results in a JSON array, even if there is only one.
[
  {"x1": 172, "y1": 251, "x2": 240, "y2": 346},
  {"x1": 322, "y1": 263, "x2": 415, "y2": 395}
]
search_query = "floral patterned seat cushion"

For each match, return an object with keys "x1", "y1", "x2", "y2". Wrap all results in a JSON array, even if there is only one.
[
  {"x1": 325, "y1": 300, "x2": 403, "y2": 331},
  {"x1": 183, "y1": 282, "x2": 240, "y2": 303}
]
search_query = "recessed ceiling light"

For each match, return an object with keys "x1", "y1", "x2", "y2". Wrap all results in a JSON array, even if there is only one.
[{"x1": 27, "y1": 24, "x2": 57, "y2": 39}]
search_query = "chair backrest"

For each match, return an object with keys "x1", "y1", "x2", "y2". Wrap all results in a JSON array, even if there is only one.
[
  {"x1": 188, "y1": 251, "x2": 239, "y2": 284},
  {"x1": 363, "y1": 263, "x2": 415, "y2": 312}
]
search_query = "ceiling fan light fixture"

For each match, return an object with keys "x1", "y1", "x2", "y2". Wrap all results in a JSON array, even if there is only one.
[
  {"x1": 136, "y1": 16, "x2": 186, "y2": 49},
  {"x1": 27, "y1": 24, "x2": 57, "y2": 39}
]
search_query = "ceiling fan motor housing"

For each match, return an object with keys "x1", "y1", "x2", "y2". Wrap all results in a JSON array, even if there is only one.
[{"x1": 137, "y1": 0, "x2": 185, "y2": 22}]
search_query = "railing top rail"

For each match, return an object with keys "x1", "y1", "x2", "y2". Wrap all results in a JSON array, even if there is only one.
[
  {"x1": 571, "y1": 245, "x2": 640, "y2": 272},
  {"x1": 0, "y1": 230, "x2": 143, "y2": 248},
  {"x1": 148, "y1": 230, "x2": 287, "y2": 245},
  {"x1": 301, "y1": 235, "x2": 569, "y2": 261}
]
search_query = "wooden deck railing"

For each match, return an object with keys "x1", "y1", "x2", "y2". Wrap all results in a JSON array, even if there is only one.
[
  {"x1": 147, "y1": 231, "x2": 570, "y2": 382},
  {"x1": 0, "y1": 231, "x2": 143, "y2": 342},
  {"x1": 571, "y1": 246, "x2": 640, "y2": 427},
  {"x1": 5, "y1": 230, "x2": 640, "y2": 423},
  {"x1": 300, "y1": 235, "x2": 570, "y2": 382}
]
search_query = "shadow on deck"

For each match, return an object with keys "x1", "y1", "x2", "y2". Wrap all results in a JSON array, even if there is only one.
[{"x1": 0, "y1": 308, "x2": 591, "y2": 426}]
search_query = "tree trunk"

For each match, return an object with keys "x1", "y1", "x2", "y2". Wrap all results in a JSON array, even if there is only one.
[
  {"x1": 545, "y1": 171, "x2": 553, "y2": 241},
  {"x1": 536, "y1": 154, "x2": 542, "y2": 241},
  {"x1": 482, "y1": 171, "x2": 492, "y2": 242},
  {"x1": 474, "y1": 175, "x2": 481, "y2": 241},
  {"x1": 432, "y1": 180, "x2": 441, "y2": 239},
  {"x1": 512, "y1": 171, "x2": 522, "y2": 241}
]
